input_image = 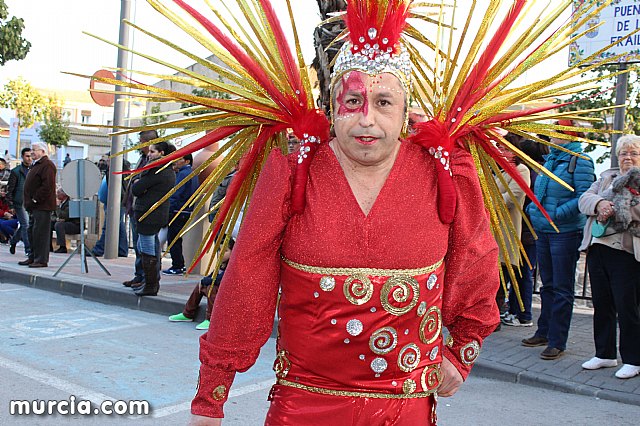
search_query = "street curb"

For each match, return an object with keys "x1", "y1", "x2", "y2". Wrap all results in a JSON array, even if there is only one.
[
  {"x1": 0, "y1": 267, "x2": 206, "y2": 321},
  {"x1": 0, "y1": 267, "x2": 278, "y2": 337},
  {"x1": 473, "y1": 359, "x2": 640, "y2": 406}
]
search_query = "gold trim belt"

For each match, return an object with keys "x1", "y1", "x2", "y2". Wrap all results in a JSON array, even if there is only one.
[
  {"x1": 282, "y1": 257, "x2": 444, "y2": 277},
  {"x1": 277, "y1": 379, "x2": 436, "y2": 399}
]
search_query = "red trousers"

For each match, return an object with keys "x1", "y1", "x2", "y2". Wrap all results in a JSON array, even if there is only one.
[{"x1": 265, "y1": 385, "x2": 435, "y2": 426}]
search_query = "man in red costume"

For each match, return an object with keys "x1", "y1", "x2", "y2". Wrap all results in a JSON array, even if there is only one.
[{"x1": 189, "y1": 66, "x2": 499, "y2": 426}]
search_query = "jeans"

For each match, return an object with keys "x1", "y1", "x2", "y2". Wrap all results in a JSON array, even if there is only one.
[
  {"x1": 508, "y1": 242, "x2": 536, "y2": 322},
  {"x1": 587, "y1": 244, "x2": 640, "y2": 365},
  {"x1": 130, "y1": 218, "x2": 144, "y2": 282},
  {"x1": 534, "y1": 231, "x2": 582, "y2": 350},
  {"x1": 10, "y1": 205, "x2": 30, "y2": 255},
  {"x1": 136, "y1": 230, "x2": 161, "y2": 279},
  {"x1": 92, "y1": 206, "x2": 129, "y2": 256},
  {"x1": 0, "y1": 219, "x2": 19, "y2": 240}
]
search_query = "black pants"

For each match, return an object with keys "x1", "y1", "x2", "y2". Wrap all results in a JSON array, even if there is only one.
[
  {"x1": 587, "y1": 244, "x2": 640, "y2": 365},
  {"x1": 55, "y1": 221, "x2": 81, "y2": 247},
  {"x1": 28, "y1": 210, "x2": 52, "y2": 264},
  {"x1": 168, "y1": 213, "x2": 189, "y2": 269}
]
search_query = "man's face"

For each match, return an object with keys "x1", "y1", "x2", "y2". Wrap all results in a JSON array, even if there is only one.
[
  {"x1": 332, "y1": 71, "x2": 406, "y2": 166},
  {"x1": 0, "y1": 162, "x2": 5, "y2": 171},
  {"x1": 31, "y1": 147, "x2": 45, "y2": 161},
  {"x1": 174, "y1": 158, "x2": 187, "y2": 169},
  {"x1": 22, "y1": 151, "x2": 32, "y2": 166}
]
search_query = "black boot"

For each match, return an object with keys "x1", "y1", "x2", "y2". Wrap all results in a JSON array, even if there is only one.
[{"x1": 135, "y1": 254, "x2": 159, "y2": 296}]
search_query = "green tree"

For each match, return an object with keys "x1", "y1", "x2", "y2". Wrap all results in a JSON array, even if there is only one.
[
  {"x1": 38, "y1": 98, "x2": 70, "y2": 147},
  {"x1": 0, "y1": 77, "x2": 46, "y2": 158},
  {"x1": 559, "y1": 64, "x2": 640, "y2": 164},
  {"x1": 0, "y1": 0, "x2": 31, "y2": 65},
  {"x1": 141, "y1": 103, "x2": 168, "y2": 137}
]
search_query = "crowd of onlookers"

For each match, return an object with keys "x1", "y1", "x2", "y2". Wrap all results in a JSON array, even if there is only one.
[
  {"x1": 2, "y1": 127, "x2": 636, "y2": 378},
  {"x1": 495, "y1": 121, "x2": 639, "y2": 380}
]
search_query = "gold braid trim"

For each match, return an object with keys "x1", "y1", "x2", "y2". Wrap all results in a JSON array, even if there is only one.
[
  {"x1": 277, "y1": 379, "x2": 436, "y2": 399},
  {"x1": 282, "y1": 257, "x2": 444, "y2": 277}
]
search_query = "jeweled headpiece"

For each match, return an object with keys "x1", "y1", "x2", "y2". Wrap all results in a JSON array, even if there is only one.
[
  {"x1": 331, "y1": 0, "x2": 413, "y2": 94},
  {"x1": 331, "y1": 0, "x2": 412, "y2": 93}
]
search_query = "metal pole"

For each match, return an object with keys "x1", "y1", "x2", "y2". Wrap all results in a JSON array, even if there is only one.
[
  {"x1": 105, "y1": 0, "x2": 131, "y2": 259},
  {"x1": 610, "y1": 63, "x2": 628, "y2": 168}
]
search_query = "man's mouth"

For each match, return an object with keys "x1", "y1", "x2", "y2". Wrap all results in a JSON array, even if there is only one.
[{"x1": 355, "y1": 136, "x2": 378, "y2": 145}]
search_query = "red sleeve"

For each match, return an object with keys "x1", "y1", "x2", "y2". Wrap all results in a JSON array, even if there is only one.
[
  {"x1": 441, "y1": 150, "x2": 500, "y2": 379},
  {"x1": 191, "y1": 150, "x2": 292, "y2": 418}
]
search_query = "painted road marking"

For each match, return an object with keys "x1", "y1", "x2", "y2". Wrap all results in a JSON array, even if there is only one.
[
  {"x1": 151, "y1": 379, "x2": 274, "y2": 418},
  {"x1": 0, "y1": 310, "x2": 143, "y2": 341},
  {"x1": 0, "y1": 354, "x2": 116, "y2": 405}
]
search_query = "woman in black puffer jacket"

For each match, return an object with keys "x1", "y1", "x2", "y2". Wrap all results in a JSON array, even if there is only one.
[{"x1": 131, "y1": 141, "x2": 176, "y2": 296}]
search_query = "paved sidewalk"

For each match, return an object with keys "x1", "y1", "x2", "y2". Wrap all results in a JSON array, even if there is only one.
[{"x1": 1, "y1": 245, "x2": 638, "y2": 406}]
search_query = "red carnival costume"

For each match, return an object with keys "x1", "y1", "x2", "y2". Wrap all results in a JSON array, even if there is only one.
[
  {"x1": 84, "y1": 0, "x2": 634, "y2": 423},
  {"x1": 192, "y1": 143, "x2": 499, "y2": 423}
]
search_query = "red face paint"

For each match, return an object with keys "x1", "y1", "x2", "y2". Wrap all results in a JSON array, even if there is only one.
[{"x1": 336, "y1": 72, "x2": 368, "y2": 117}]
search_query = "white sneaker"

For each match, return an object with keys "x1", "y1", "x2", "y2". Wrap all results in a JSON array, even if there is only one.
[
  {"x1": 581, "y1": 357, "x2": 618, "y2": 370},
  {"x1": 615, "y1": 364, "x2": 640, "y2": 379}
]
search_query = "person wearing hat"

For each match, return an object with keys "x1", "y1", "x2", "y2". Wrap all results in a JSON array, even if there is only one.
[{"x1": 522, "y1": 119, "x2": 596, "y2": 360}]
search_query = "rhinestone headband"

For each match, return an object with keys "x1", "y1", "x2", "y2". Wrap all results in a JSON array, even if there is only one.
[{"x1": 331, "y1": 40, "x2": 412, "y2": 95}]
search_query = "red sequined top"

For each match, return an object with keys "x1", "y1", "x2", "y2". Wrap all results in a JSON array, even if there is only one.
[{"x1": 192, "y1": 142, "x2": 500, "y2": 418}]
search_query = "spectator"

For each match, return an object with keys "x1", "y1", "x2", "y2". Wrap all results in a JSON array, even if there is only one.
[
  {"x1": 91, "y1": 157, "x2": 131, "y2": 257},
  {"x1": 502, "y1": 136, "x2": 549, "y2": 328},
  {"x1": 579, "y1": 134, "x2": 640, "y2": 379},
  {"x1": 522, "y1": 120, "x2": 595, "y2": 360},
  {"x1": 495, "y1": 137, "x2": 532, "y2": 328},
  {"x1": 169, "y1": 238, "x2": 235, "y2": 330},
  {"x1": 63, "y1": 153, "x2": 72, "y2": 166},
  {"x1": 163, "y1": 153, "x2": 198, "y2": 275},
  {"x1": 0, "y1": 158, "x2": 10, "y2": 181},
  {"x1": 122, "y1": 130, "x2": 155, "y2": 287},
  {"x1": 130, "y1": 141, "x2": 176, "y2": 296},
  {"x1": 0, "y1": 188, "x2": 18, "y2": 243},
  {"x1": 53, "y1": 188, "x2": 81, "y2": 254},
  {"x1": 6, "y1": 148, "x2": 32, "y2": 256},
  {"x1": 19, "y1": 142, "x2": 57, "y2": 268}
]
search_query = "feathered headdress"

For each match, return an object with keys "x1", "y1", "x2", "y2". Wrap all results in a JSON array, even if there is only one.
[{"x1": 75, "y1": 0, "x2": 636, "y2": 305}]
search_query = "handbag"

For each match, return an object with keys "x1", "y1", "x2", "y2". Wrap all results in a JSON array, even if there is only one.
[{"x1": 591, "y1": 218, "x2": 611, "y2": 238}]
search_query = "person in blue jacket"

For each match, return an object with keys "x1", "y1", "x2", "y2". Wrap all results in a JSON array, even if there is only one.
[
  {"x1": 162, "y1": 153, "x2": 199, "y2": 275},
  {"x1": 521, "y1": 119, "x2": 595, "y2": 360}
]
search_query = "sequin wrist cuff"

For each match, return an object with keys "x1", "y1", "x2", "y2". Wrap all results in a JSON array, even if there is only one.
[
  {"x1": 443, "y1": 345, "x2": 471, "y2": 380},
  {"x1": 191, "y1": 366, "x2": 235, "y2": 418}
]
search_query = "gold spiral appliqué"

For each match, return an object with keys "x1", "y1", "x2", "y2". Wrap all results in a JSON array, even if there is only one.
[
  {"x1": 369, "y1": 327, "x2": 398, "y2": 355},
  {"x1": 419, "y1": 306, "x2": 442, "y2": 345},
  {"x1": 420, "y1": 364, "x2": 442, "y2": 391},
  {"x1": 380, "y1": 276, "x2": 420, "y2": 316},
  {"x1": 460, "y1": 341, "x2": 480, "y2": 365},
  {"x1": 397, "y1": 343, "x2": 421, "y2": 373},
  {"x1": 343, "y1": 274, "x2": 374, "y2": 305},
  {"x1": 273, "y1": 350, "x2": 291, "y2": 378},
  {"x1": 212, "y1": 385, "x2": 227, "y2": 401}
]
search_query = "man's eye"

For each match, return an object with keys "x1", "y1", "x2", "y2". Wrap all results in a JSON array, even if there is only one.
[{"x1": 378, "y1": 99, "x2": 391, "y2": 107}]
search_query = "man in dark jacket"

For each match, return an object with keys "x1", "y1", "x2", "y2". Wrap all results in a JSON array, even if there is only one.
[
  {"x1": 19, "y1": 143, "x2": 57, "y2": 268},
  {"x1": 6, "y1": 148, "x2": 32, "y2": 255},
  {"x1": 163, "y1": 153, "x2": 198, "y2": 275}
]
